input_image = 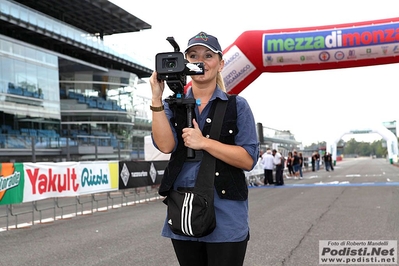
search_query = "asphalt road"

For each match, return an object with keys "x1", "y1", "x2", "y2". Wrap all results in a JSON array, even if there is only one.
[{"x1": 0, "y1": 158, "x2": 398, "y2": 266}]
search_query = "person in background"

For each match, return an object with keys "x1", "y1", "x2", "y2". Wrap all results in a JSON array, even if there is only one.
[
  {"x1": 292, "y1": 150, "x2": 301, "y2": 179},
  {"x1": 328, "y1": 152, "x2": 334, "y2": 171},
  {"x1": 323, "y1": 152, "x2": 331, "y2": 171},
  {"x1": 298, "y1": 152, "x2": 304, "y2": 179},
  {"x1": 280, "y1": 152, "x2": 286, "y2": 181},
  {"x1": 262, "y1": 148, "x2": 274, "y2": 185},
  {"x1": 272, "y1": 149, "x2": 284, "y2": 185},
  {"x1": 150, "y1": 31, "x2": 258, "y2": 266},
  {"x1": 315, "y1": 151, "x2": 320, "y2": 171},
  {"x1": 286, "y1": 151, "x2": 294, "y2": 178},
  {"x1": 311, "y1": 151, "x2": 317, "y2": 171}
]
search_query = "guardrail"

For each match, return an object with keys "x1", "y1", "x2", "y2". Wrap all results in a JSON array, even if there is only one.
[{"x1": 0, "y1": 186, "x2": 161, "y2": 231}]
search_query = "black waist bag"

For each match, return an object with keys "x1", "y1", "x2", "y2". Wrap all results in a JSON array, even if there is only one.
[
  {"x1": 164, "y1": 99, "x2": 227, "y2": 238},
  {"x1": 166, "y1": 188, "x2": 216, "y2": 237}
]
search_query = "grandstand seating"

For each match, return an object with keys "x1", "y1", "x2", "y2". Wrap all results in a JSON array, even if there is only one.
[
  {"x1": 66, "y1": 91, "x2": 126, "y2": 111},
  {"x1": 0, "y1": 118, "x2": 136, "y2": 153},
  {"x1": 0, "y1": 126, "x2": 66, "y2": 149},
  {"x1": 7, "y1": 82, "x2": 43, "y2": 99},
  {"x1": 1, "y1": 88, "x2": 134, "y2": 150},
  {"x1": 1, "y1": 135, "x2": 26, "y2": 149}
]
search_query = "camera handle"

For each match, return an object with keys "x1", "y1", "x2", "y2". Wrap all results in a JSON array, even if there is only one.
[
  {"x1": 166, "y1": 37, "x2": 180, "y2": 52},
  {"x1": 185, "y1": 101, "x2": 195, "y2": 158}
]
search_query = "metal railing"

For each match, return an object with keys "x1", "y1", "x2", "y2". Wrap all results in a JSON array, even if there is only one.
[{"x1": 0, "y1": 186, "x2": 162, "y2": 231}]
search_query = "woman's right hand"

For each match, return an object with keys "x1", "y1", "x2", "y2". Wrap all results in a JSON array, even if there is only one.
[
  {"x1": 149, "y1": 71, "x2": 175, "y2": 153},
  {"x1": 149, "y1": 71, "x2": 165, "y2": 102}
]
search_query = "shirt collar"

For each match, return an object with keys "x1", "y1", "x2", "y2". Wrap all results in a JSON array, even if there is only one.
[{"x1": 186, "y1": 85, "x2": 228, "y2": 102}]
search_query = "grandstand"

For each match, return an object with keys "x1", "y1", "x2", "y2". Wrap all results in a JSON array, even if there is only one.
[{"x1": 0, "y1": 0, "x2": 153, "y2": 162}]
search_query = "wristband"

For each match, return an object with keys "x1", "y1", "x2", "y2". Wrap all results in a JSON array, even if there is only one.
[{"x1": 150, "y1": 105, "x2": 164, "y2": 112}]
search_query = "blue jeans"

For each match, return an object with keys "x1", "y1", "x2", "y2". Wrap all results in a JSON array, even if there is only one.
[{"x1": 325, "y1": 161, "x2": 330, "y2": 171}]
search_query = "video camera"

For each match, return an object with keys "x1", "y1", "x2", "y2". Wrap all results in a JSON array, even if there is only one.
[{"x1": 155, "y1": 37, "x2": 204, "y2": 94}]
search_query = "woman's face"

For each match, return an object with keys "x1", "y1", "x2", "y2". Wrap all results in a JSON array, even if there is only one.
[{"x1": 186, "y1": 45, "x2": 224, "y2": 84}]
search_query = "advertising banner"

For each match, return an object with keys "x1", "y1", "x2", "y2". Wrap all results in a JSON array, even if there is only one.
[
  {"x1": 23, "y1": 161, "x2": 119, "y2": 202},
  {"x1": 119, "y1": 160, "x2": 167, "y2": 189},
  {"x1": 186, "y1": 17, "x2": 399, "y2": 95},
  {"x1": 23, "y1": 162, "x2": 80, "y2": 201},
  {"x1": 262, "y1": 22, "x2": 399, "y2": 67},
  {"x1": 77, "y1": 161, "x2": 119, "y2": 195},
  {"x1": 1, "y1": 160, "x2": 165, "y2": 205},
  {"x1": 0, "y1": 163, "x2": 25, "y2": 205}
]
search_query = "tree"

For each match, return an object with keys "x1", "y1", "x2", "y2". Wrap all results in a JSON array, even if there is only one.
[
  {"x1": 343, "y1": 138, "x2": 357, "y2": 155},
  {"x1": 304, "y1": 139, "x2": 388, "y2": 158},
  {"x1": 341, "y1": 138, "x2": 387, "y2": 157}
]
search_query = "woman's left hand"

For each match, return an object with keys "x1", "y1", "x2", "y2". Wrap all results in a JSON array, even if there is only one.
[{"x1": 182, "y1": 119, "x2": 205, "y2": 150}]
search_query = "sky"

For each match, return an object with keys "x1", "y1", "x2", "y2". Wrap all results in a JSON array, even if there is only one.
[{"x1": 106, "y1": 0, "x2": 399, "y2": 146}]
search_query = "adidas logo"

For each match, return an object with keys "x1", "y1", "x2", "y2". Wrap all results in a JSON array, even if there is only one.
[{"x1": 168, "y1": 219, "x2": 172, "y2": 225}]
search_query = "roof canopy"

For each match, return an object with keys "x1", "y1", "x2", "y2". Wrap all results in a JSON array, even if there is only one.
[
  {"x1": 2, "y1": 0, "x2": 153, "y2": 77},
  {"x1": 13, "y1": 0, "x2": 151, "y2": 37}
]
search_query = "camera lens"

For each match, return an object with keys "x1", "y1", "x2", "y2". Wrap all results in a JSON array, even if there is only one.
[{"x1": 164, "y1": 59, "x2": 177, "y2": 69}]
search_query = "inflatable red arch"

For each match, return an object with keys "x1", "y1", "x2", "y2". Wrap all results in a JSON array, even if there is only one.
[{"x1": 186, "y1": 17, "x2": 399, "y2": 94}]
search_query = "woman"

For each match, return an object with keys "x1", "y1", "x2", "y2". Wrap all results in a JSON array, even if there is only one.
[{"x1": 150, "y1": 32, "x2": 258, "y2": 266}]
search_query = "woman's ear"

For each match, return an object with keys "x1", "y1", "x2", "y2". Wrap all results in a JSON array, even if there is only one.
[{"x1": 219, "y1": 59, "x2": 225, "y2": 72}]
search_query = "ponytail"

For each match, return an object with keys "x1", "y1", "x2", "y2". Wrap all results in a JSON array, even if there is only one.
[{"x1": 216, "y1": 72, "x2": 226, "y2": 92}]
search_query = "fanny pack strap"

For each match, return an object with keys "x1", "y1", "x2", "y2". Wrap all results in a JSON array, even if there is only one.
[{"x1": 193, "y1": 99, "x2": 228, "y2": 195}]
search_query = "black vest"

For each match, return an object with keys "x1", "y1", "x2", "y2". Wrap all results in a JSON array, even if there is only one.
[{"x1": 159, "y1": 94, "x2": 248, "y2": 201}]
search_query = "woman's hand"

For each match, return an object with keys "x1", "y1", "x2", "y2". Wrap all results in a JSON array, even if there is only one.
[
  {"x1": 183, "y1": 119, "x2": 254, "y2": 170},
  {"x1": 149, "y1": 71, "x2": 165, "y2": 102},
  {"x1": 150, "y1": 71, "x2": 175, "y2": 153},
  {"x1": 182, "y1": 119, "x2": 205, "y2": 150}
]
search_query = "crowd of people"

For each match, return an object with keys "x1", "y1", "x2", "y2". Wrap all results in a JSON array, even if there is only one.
[
  {"x1": 260, "y1": 149, "x2": 285, "y2": 186},
  {"x1": 311, "y1": 151, "x2": 334, "y2": 172},
  {"x1": 254, "y1": 149, "x2": 335, "y2": 186}
]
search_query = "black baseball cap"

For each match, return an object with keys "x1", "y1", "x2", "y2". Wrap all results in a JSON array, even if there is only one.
[{"x1": 185, "y1": 32, "x2": 223, "y2": 57}]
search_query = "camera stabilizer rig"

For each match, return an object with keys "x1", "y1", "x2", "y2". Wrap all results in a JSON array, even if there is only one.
[{"x1": 155, "y1": 37, "x2": 205, "y2": 158}]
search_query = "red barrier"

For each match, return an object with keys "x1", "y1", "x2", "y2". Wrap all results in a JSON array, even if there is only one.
[{"x1": 186, "y1": 17, "x2": 399, "y2": 94}]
